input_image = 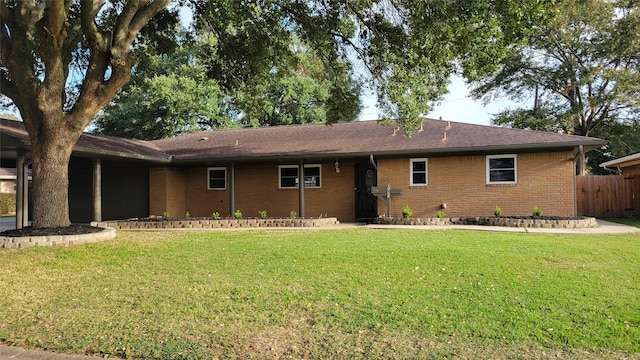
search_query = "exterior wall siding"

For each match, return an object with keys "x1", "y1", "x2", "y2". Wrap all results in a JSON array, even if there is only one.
[
  {"x1": 623, "y1": 164, "x2": 640, "y2": 176},
  {"x1": 376, "y1": 151, "x2": 576, "y2": 218},
  {"x1": 149, "y1": 167, "x2": 186, "y2": 218},
  {"x1": 152, "y1": 162, "x2": 356, "y2": 221},
  {"x1": 0, "y1": 179, "x2": 15, "y2": 193},
  {"x1": 149, "y1": 152, "x2": 576, "y2": 221}
]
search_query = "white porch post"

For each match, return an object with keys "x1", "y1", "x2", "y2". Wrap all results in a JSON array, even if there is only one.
[
  {"x1": 15, "y1": 150, "x2": 25, "y2": 229},
  {"x1": 229, "y1": 163, "x2": 235, "y2": 217},
  {"x1": 298, "y1": 161, "x2": 305, "y2": 218},
  {"x1": 93, "y1": 159, "x2": 102, "y2": 222}
]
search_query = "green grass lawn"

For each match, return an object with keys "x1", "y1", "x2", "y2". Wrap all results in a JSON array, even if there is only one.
[
  {"x1": 606, "y1": 218, "x2": 640, "y2": 228},
  {"x1": 1, "y1": 229, "x2": 639, "y2": 359}
]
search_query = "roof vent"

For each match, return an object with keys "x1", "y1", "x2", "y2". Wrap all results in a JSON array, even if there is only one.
[
  {"x1": 442, "y1": 132, "x2": 447, "y2": 140},
  {"x1": 198, "y1": 137, "x2": 208, "y2": 141}
]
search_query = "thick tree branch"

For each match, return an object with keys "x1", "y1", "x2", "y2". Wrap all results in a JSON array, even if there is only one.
[
  {"x1": 71, "y1": 0, "x2": 170, "y2": 127},
  {"x1": 0, "y1": 71, "x2": 18, "y2": 102},
  {"x1": 80, "y1": 0, "x2": 105, "y2": 45}
]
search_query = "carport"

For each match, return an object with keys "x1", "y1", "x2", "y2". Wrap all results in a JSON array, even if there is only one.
[{"x1": 0, "y1": 119, "x2": 171, "y2": 228}]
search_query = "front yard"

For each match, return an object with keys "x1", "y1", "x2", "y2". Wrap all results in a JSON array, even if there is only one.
[{"x1": 1, "y1": 229, "x2": 638, "y2": 359}]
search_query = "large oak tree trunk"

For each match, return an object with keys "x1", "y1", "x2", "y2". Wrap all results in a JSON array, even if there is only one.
[{"x1": 29, "y1": 124, "x2": 79, "y2": 228}]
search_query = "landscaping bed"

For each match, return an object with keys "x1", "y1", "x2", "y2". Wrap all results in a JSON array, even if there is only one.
[
  {"x1": 374, "y1": 216, "x2": 598, "y2": 228},
  {"x1": 0, "y1": 225, "x2": 116, "y2": 249},
  {"x1": 93, "y1": 216, "x2": 340, "y2": 230}
]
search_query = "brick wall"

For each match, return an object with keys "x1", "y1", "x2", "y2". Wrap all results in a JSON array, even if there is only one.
[
  {"x1": 149, "y1": 167, "x2": 186, "y2": 217},
  {"x1": 377, "y1": 151, "x2": 576, "y2": 218},
  {"x1": 175, "y1": 162, "x2": 355, "y2": 221}
]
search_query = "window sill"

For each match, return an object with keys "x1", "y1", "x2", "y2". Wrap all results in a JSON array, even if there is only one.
[{"x1": 486, "y1": 183, "x2": 517, "y2": 187}]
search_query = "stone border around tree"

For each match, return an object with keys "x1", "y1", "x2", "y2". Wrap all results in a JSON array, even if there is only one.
[
  {"x1": 373, "y1": 216, "x2": 598, "y2": 228},
  {"x1": 92, "y1": 217, "x2": 340, "y2": 230},
  {"x1": 0, "y1": 227, "x2": 117, "y2": 249}
]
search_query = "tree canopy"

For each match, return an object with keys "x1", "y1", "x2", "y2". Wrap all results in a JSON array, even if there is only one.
[
  {"x1": 469, "y1": 0, "x2": 640, "y2": 172},
  {"x1": 93, "y1": 31, "x2": 361, "y2": 139}
]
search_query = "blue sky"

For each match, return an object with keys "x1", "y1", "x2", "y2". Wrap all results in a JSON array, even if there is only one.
[{"x1": 358, "y1": 76, "x2": 526, "y2": 126}]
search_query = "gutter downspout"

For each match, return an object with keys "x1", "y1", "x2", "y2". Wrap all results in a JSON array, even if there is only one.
[
  {"x1": 369, "y1": 154, "x2": 377, "y2": 171},
  {"x1": 603, "y1": 165, "x2": 622, "y2": 175},
  {"x1": 577, "y1": 145, "x2": 585, "y2": 176}
]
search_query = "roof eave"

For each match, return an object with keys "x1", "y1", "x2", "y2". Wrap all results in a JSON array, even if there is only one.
[
  {"x1": 599, "y1": 153, "x2": 640, "y2": 168},
  {"x1": 168, "y1": 141, "x2": 606, "y2": 164},
  {"x1": 70, "y1": 147, "x2": 172, "y2": 163}
]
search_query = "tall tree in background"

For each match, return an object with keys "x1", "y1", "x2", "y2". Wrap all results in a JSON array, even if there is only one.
[
  {"x1": 190, "y1": 0, "x2": 553, "y2": 135},
  {"x1": 0, "y1": 0, "x2": 170, "y2": 227},
  {"x1": 93, "y1": 31, "x2": 232, "y2": 140},
  {"x1": 2, "y1": 0, "x2": 553, "y2": 227},
  {"x1": 231, "y1": 45, "x2": 361, "y2": 128},
  {"x1": 470, "y1": 0, "x2": 640, "y2": 173},
  {"x1": 94, "y1": 32, "x2": 360, "y2": 140}
]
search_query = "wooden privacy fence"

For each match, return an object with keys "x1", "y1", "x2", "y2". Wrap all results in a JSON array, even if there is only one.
[{"x1": 577, "y1": 175, "x2": 640, "y2": 218}]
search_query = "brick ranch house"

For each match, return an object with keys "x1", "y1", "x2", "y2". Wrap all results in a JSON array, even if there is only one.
[{"x1": 1, "y1": 118, "x2": 606, "y2": 225}]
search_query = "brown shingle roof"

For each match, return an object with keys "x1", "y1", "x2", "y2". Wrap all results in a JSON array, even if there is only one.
[
  {"x1": 2, "y1": 118, "x2": 607, "y2": 164},
  {"x1": 0, "y1": 119, "x2": 171, "y2": 162},
  {"x1": 151, "y1": 119, "x2": 607, "y2": 162}
]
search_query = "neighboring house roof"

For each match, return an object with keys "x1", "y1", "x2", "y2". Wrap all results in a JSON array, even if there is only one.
[
  {"x1": 1, "y1": 118, "x2": 607, "y2": 164},
  {"x1": 0, "y1": 167, "x2": 16, "y2": 179},
  {"x1": 0, "y1": 167, "x2": 31, "y2": 179},
  {"x1": 600, "y1": 152, "x2": 640, "y2": 170},
  {"x1": 0, "y1": 119, "x2": 171, "y2": 162},
  {"x1": 151, "y1": 119, "x2": 607, "y2": 163}
]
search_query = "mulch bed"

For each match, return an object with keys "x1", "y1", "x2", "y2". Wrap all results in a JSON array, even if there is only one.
[{"x1": 0, "y1": 224, "x2": 104, "y2": 237}]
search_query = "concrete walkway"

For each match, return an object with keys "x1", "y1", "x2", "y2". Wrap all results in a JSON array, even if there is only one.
[
  {"x1": 365, "y1": 219, "x2": 640, "y2": 234},
  {"x1": 0, "y1": 218, "x2": 637, "y2": 360},
  {"x1": 0, "y1": 345, "x2": 97, "y2": 359}
]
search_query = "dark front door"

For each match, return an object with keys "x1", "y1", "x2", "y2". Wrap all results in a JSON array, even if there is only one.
[{"x1": 355, "y1": 163, "x2": 377, "y2": 220}]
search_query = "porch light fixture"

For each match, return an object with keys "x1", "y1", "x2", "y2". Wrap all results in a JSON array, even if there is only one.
[{"x1": 335, "y1": 160, "x2": 340, "y2": 173}]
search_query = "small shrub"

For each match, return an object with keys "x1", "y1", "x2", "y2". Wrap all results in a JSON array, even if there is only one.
[
  {"x1": 185, "y1": 211, "x2": 190, "y2": 218},
  {"x1": 0, "y1": 193, "x2": 16, "y2": 215},
  {"x1": 494, "y1": 205, "x2": 503, "y2": 217},
  {"x1": 289, "y1": 210, "x2": 297, "y2": 219},
  {"x1": 162, "y1": 211, "x2": 169, "y2": 218},
  {"x1": 234, "y1": 209, "x2": 243, "y2": 219},
  {"x1": 402, "y1": 204, "x2": 413, "y2": 218},
  {"x1": 533, "y1": 206, "x2": 543, "y2": 217},
  {"x1": 259, "y1": 210, "x2": 267, "y2": 219},
  {"x1": 437, "y1": 210, "x2": 446, "y2": 218},
  {"x1": 211, "y1": 212, "x2": 220, "y2": 219}
]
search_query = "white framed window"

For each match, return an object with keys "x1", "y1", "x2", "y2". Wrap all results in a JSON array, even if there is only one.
[
  {"x1": 486, "y1": 155, "x2": 517, "y2": 184},
  {"x1": 278, "y1": 165, "x2": 321, "y2": 189},
  {"x1": 207, "y1": 167, "x2": 227, "y2": 190},
  {"x1": 410, "y1": 158, "x2": 428, "y2": 186}
]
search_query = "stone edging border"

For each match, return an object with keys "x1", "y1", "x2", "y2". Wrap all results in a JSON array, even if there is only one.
[
  {"x1": 92, "y1": 217, "x2": 340, "y2": 230},
  {"x1": 1, "y1": 227, "x2": 117, "y2": 249},
  {"x1": 373, "y1": 216, "x2": 598, "y2": 228}
]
